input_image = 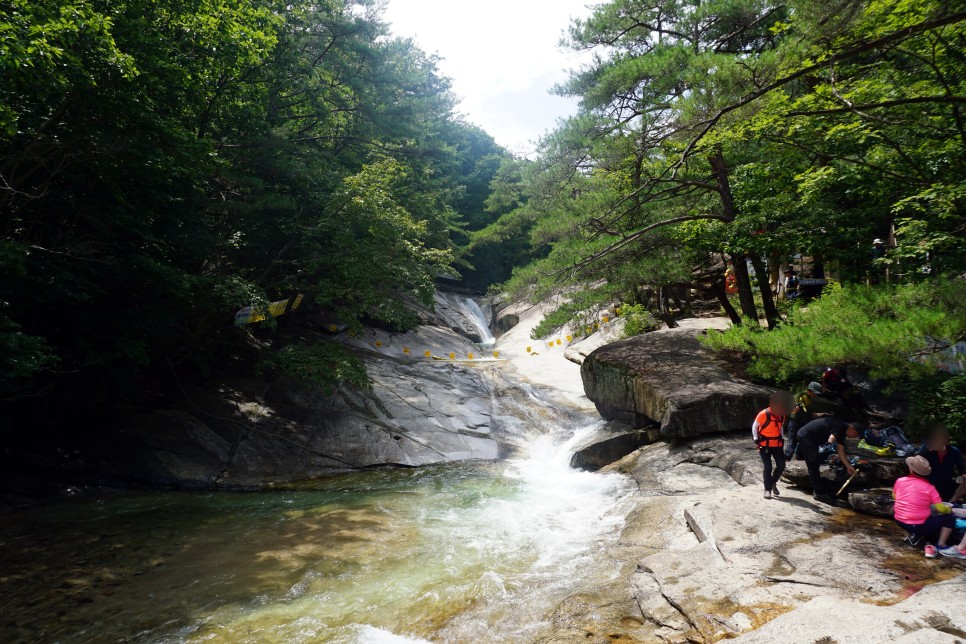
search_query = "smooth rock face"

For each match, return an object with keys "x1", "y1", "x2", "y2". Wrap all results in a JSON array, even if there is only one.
[
  {"x1": 581, "y1": 328, "x2": 774, "y2": 436},
  {"x1": 15, "y1": 325, "x2": 501, "y2": 490},
  {"x1": 727, "y1": 574, "x2": 966, "y2": 644}
]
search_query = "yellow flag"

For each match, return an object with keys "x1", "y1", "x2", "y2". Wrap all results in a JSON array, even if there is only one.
[
  {"x1": 493, "y1": 351, "x2": 499, "y2": 358},
  {"x1": 425, "y1": 350, "x2": 432, "y2": 358},
  {"x1": 526, "y1": 346, "x2": 532, "y2": 353},
  {"x1": 449, "y1": 352, "x2": 455, "y2": 360},
  {"x1": 403, "y1": 347, "x2": 410, "y2": 354},
  {"x1": 468, "y1": 353, "x2": 474, "y2": 360}
]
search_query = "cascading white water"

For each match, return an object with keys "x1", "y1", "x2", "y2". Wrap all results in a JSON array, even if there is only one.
[{"x1": 457, "y1": 296, "x2": 495, "y2": 347}]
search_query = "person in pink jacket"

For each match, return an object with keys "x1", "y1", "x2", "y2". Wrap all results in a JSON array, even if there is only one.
[{"x1": 894, "y1": 455, "x2": 966, "y2": 559}]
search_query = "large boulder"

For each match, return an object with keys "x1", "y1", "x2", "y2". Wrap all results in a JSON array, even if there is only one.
[
  {"x1": 581, "y1": 327, "x2": 775, "y2": 437},
  {"x1": 727, "y1": 574, "x2": 966, "y2": 644},
  {"x1": 849, "y1": 488, "x2": 895, "y2": 518}
]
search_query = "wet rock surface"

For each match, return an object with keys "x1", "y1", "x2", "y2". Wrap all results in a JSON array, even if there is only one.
[{"x1": 569, "y1": 425, "x2": 659, "y2": 472}]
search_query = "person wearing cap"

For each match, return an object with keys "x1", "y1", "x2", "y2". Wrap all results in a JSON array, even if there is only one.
[
  {"x1": 785, "y1": 382, "x2": 847, "y2": 459},
  {"x1": 782, "y1": 267, "x2": 799, "y2": 300},
  {"x1": 893, "y1": 455, "x2": 966, "y2": 559},
  {"x1": 915, "y1": 424, "x2": 966, "y2": 503},
  {"x1": 872, "y1": 238, "x2": 886, "y2": 260},
  {"x1": 795, "y1": 417, "x2": 861, "y2": 501}
]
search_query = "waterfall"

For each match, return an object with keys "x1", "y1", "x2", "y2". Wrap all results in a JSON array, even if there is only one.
[{"x1": 457, "y1": 296, "x2": 495, "y2": 347}]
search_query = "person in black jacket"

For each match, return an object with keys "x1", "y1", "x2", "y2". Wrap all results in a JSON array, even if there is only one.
[
  {"x1": 916, "y1": 424, "x2": 966, "y2": 502},
  {"x1": 796, "y1": 417, "x2": 862, "y2": 500}
]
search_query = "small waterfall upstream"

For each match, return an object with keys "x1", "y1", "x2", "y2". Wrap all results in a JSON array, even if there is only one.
[
  {"x1": 456, "y1": 296, "x2": 495, "y2": 347},
  {"x1": 0, "y1": 373, "x2": 634, "y2": 644},
  {"x1": 433, "y1": 291, "x2": 497, "y2": 347}
]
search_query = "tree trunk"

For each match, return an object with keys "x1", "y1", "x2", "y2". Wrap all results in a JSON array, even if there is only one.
[
  {"x1": 713, "y1": 275, "x2": 742, "y2": 324},
  {"x1": 768, "y1": 253, "x2": 781, "y2": 295},
  {"x1": 658, "y1": 285, "x2": 679, "y2": 328},
  {"x1": 731, "y1": 254, "x2": 759, "y2": 321},
  {"x1": 749, "y1": 254, "x2": 779, "y2": 329},
  {"x1": 708, "y1": 146, "x2": 758, "y2": 322}
]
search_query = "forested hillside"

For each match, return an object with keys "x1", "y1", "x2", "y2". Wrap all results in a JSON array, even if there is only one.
[{"x1": 1, "y1": 0, "x2": 510, "y2": 414}]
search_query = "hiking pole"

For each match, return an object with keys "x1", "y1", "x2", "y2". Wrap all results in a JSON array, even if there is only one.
[{"x1": 836, "y1": 470, "x2": 860, "y2": 497}]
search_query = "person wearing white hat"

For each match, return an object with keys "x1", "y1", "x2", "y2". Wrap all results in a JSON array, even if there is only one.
[{"x1": 893, "y1": 455, "x2": 966, "y2": 559}]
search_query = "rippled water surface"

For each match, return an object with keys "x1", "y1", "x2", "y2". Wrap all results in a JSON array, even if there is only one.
[{"x1": 0, "y1": 425, "x2": 634, "y2": 643}]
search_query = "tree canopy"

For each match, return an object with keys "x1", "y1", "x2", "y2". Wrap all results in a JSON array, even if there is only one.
[
  {"x1": 0, "y1": 0, "x2": 509, "y2": 408},
  {"x1": 481, "y1": 0, "x2": 965, "y2": 328}
]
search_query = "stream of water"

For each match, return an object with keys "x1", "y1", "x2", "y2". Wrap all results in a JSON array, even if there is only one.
[
  {"x1": 455, "y1": 298, "x2": 495, "y2": 347},
  {"x1": 0, "y1": 416, "x2": 634, "y2": 643}
]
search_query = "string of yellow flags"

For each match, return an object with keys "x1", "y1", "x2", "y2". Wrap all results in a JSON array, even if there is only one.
[
  {"x1": 364, "y1": 308, "x2": 620, "y2": 361},
  {"x1": 234, "y1": 294, "x2": 304, "y2": 326}
]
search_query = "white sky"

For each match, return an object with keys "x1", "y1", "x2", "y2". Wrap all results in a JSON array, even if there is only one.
[{"x1": 382, "y1": 0, "x2": 595, "y2": 155}]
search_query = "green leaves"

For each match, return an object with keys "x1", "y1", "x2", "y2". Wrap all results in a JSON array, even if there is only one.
[
  {"x1": 701, "y1": 279, "x2": 966, "y2": 382},
  {"x1": 0, "y1": 0, "x2": 492, "y2": 408}
]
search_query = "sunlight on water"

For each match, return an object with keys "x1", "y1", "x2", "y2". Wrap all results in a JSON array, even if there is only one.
[{"x1": 0, "y1": 424, "x2": 634, "y2": 643}]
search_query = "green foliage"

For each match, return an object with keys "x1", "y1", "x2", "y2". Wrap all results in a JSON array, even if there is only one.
[
  {"x1": 0, "y1": 0, "x2": 505, "y2": 413},
  {"x1": 530, "y1": 286, "x2": 623, "y2": 339},
  {"x1": 621, "y1": 304, "x2": 659, "y2": 338},
  {"x1": 530, "y1": 303, "x2": 586, "y2": 340},
  {"x1": 701, "y1": 280, "x2": 966, "y2": 383},
  {"x1": 903, "y1": 373, "x2": 966, "y2": 443},
  {"x1": 934, "y1": 375, "x2": 966, "y2": 443},
  {"x1": 476, "y1": 0, "x2": 965, "y2": 335},
  {"x1": 268, "y1": 342, "x2": 370, "y2": 394}
]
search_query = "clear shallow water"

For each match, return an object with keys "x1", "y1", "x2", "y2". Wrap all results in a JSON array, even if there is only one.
[{"x1": 0, "y1": 424, "x2": 634, "y2": 643}]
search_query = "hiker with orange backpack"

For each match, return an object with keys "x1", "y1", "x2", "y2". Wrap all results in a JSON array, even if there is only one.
[{"x1": 753, "y1": 392, "x2": 793, "y2": 499}]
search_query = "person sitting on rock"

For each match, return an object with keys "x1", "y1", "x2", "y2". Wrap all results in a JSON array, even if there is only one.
[
  {"x1": 821, "y1": 366, "x2": 864, "y2": 414},
  {"x1": 915, "y1": 424, "x2": 966, "y2": 503},
  {"x1": 785, "y1": 382, "x2": 843, "y2": 459},
  {"x1": 821, "y1": 367, "x2": 847, "y2": 394},
  {"x1": 795, "y1": 417, "x2": 861, "y2": 501},
  {"x1": 893, "y1": 455, "x2": 966, "y2": 559},
  {"x1": 753, "y1": 392, "x2": 793, "y2": 500}
]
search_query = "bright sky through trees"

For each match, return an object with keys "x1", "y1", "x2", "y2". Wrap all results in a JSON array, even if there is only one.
[{"x1": 383, "y1": 0, "x2": 593, "y2": 154}]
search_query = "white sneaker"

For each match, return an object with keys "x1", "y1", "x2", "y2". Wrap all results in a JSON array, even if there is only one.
[
  {"x1": 763, "y1": 490, "x2": 772, "y2": 500},
  {"x1": 939, "y1": 546, "x2": 966, "y2": 559}
]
